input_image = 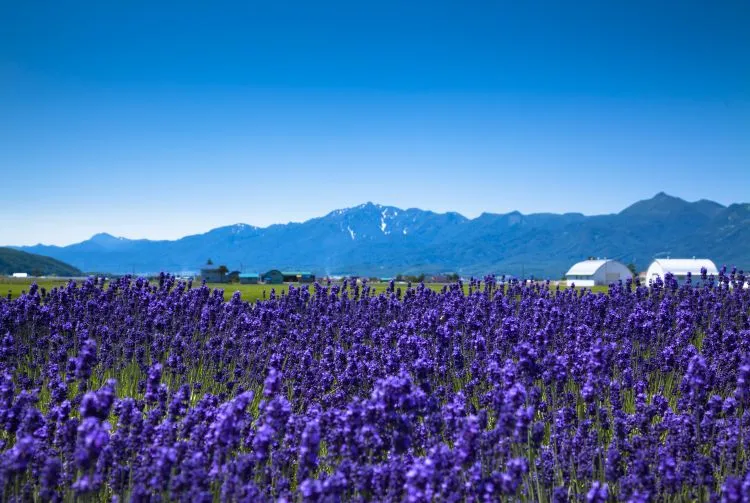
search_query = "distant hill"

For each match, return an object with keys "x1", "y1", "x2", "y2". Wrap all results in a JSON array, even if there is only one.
[
  {"x1": 0, "y1": 248, "x2": 82, "y2": 277},
  {"x1": 11, "y1": 193, "x2": 750, "y2": 278}
]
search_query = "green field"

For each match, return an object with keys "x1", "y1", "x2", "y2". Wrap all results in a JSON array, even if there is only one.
[
  {"x1": 0, "y1": 276, "x2": 609, "y2": 302},
  {"x1": 0, "y1": 277, "x2": 73, "y2": 300},
  {"x1": 0, "y1": 278, "x2": 453, "y2": 302}
]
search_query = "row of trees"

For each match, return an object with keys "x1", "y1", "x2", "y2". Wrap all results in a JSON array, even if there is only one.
[{"x1": 394, "y1": 273, "x2": 460, "y2": 283}]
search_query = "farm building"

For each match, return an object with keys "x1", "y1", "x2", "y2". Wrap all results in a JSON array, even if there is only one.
[
  {"x1": 281, "y1": 271, "x2": 316, "y2": 283},
  {"x1": 200, "y1": 267, "x2": 225, "y2": 283},
  {"x1": 645, "y1": 258, "x2": 718, "y2": 286},
  {"x1": 11, "y1": 272, "x2": 29, "y2": 278},
  {"x1": 262, "y1": 270, "x2": 284, "y2": 284},
  {"x1": 565, "y1": 259, "x2": 632, "y2": 287},
  {"x1": 239, "y1": 273, "x2": 260, "y2": 284}
]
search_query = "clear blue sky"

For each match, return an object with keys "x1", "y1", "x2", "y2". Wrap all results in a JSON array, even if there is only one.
[{"x1": 1, "y1": 1, "x2": 748, "y2": 246}]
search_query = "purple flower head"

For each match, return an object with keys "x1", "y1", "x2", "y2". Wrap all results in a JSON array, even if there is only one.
[
  {"x1": 298, "y1": 418, "x2": 321, "y2": 478},
  {"x1": 552, "y1": 486, "x2": 569, "y2": 503},
  {"x1": 2, "y1": 435, "x2": 35, "y2": 473},
  {"x1": 681, "y1": 354, "x2": 708, "y2": 407},
  {"x1": 586, "y1": 481, "x2": 608, "y2": 503},
  {"x1": 74, "y1": 338, "x2": 98, "y2": 381},
  {"x1": 144, "y1": 362, "x2": 162, "y2": 404},
  {"x1": 263, "y1": 367, "x2": 282, "y2": 398},
  {"x1": 74, "y1": 417, "x2": 110, "y2": 470},
  {"x1": 252, "y1": 423, "x2": 275, "y2": 463},
  {"x1": 39, "y1": 456, "x2": 62, "y2": 500},
  {"x1": 498, "y1": 457, "x2": 528, "y2": 495},
  {"x1": 735, "y1": 354, "x2": 750, "y2": 406},
  {"x1": 80, "y1": 379, "x2": 116, "y2": 419},
  {"x1": 721, "y1": 476, "x2": 742, "y2": 503}
]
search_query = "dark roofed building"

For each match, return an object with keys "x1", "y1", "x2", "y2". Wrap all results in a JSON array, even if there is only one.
[
  {"x1": 280, "y1": 271, "x2": 316, "y2": 283},
  {"x1": 281, "y1": 271, "x2": 299, "y2": 282},
  {"x1": 200, "y1": 266, "x2": 225, "y2": 283}
]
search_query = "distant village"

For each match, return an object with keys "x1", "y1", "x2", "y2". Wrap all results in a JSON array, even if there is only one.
[
  {"x1": 6, "y1": 257, "x2": 746, "y2": 289},
  {"x1": 198, "y1": 265, "x2": 314, "y2": 285},
  {"x1": 197, "y1": 263, "x2": 460, "y2": 285},
  {"x1": 195, "y1": 257, "x2": 745, "y2": 288}
]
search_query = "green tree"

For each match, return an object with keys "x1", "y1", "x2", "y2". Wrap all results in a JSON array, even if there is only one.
[
  {"x1": 207, "y1": 258, "x2": 214, "y2": 265},
  {"x1": 627, "y1": 263, "x2": 638, "y2": 275}
]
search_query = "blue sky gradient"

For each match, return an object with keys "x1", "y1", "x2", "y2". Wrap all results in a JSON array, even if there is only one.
[{"x1": 1, "y1": 1, "x2": 748, "y2": 245}]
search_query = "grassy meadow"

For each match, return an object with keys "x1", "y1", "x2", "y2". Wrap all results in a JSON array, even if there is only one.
[
  {"x1": 0, "y1": 278, "x2": 455, "y2": 302},
  {"x1": 0, "y1": 277, "x2": 73, "y2": 300},
  {"x1": 0, "y1": 276, "x2": 609, "y2": 302}
]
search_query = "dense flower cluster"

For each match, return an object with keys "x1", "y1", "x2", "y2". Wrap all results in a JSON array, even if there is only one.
[{"x1": 0, "y1": 271, "x2": 749, "y2": 501}]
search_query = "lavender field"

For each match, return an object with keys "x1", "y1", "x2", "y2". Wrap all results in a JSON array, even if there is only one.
[{"x1": 1, "y1": 271, "x2": 749, "y2": 502}]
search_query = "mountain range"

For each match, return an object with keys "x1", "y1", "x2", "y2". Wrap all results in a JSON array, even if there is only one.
[{"x1": 11, "y1": 193, "x2": 750, "y2": 278}]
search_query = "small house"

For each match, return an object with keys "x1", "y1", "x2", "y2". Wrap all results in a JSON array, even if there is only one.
[
  {"x1": 565, "y1": 259, "x2": 632, "y2": 287},
  {"x1": 280, "y1": 271, "x2": 315, "y2": 282},
  {"x1": 262, "y1": 270, "x2": 284, "y2": 284},
  {"x1": 645, "y1": 258, "x2": 718, "y2": 286},
  {"x1": 239, "y1": 273, "x2": 260, "y2": 284},
  {"x1": 200, "y1": 267, "x2": 225, "y2": 283}
]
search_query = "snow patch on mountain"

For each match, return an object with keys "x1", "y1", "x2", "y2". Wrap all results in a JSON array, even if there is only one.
[
  {"x1": 381, "y1": 209, "x2": 391, "y2": 234},
  {"x1": 231, "y1": 224, "x2": 252, "y2": 234}
]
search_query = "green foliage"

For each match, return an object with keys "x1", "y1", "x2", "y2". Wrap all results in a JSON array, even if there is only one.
[{"x1": 0, "y1": 248, "x2": 82, "y2": 276}]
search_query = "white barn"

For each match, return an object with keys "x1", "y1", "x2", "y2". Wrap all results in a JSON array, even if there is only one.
[
  {"x1": 646, "y1": 258, "x2": 718, "y2": 286},
  {"x1": 11, "y1": 272, "x2": 29, "y2": 278},
  {"x1": 565, "y1": 259, "x2": 632, "y2": 287}
]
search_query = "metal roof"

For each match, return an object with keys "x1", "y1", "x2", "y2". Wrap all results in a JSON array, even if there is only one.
[
  {"x1": 239, "y1": 273, "x2": 259, "y2": 278},
  {"x1": 565, "y1": 259, "x2": 614, "y2": 276},
  {"x1": 649, "y1": 259, "x2": 718, "y2": 276}
]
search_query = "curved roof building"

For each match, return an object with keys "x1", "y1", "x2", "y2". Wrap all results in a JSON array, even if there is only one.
[
  {"x1": 646, "y1": 258, "x2": 718, "y2": 285},
  {"x1": 565, "y1": 259, "x2": 632, "y2": 287}
]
